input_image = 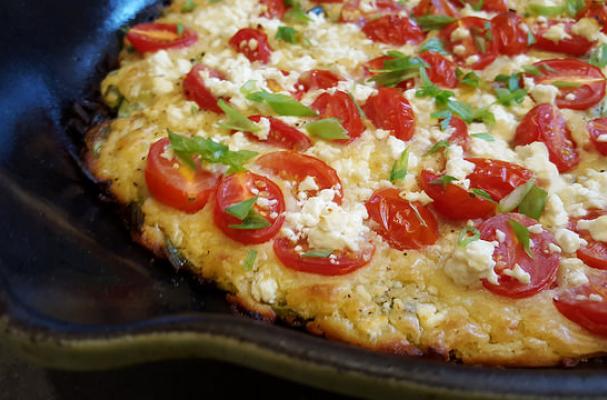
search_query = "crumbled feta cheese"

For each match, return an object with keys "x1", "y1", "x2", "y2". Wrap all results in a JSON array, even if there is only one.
[
  {"x1": 298, "y1": 176, "x2": 320, "y2": 192},
  {"x1": 515, "y1": 142, "x2": 565, "y2": 194},
  {"x1": 528, "y1": 224, "x2": 543, "y2": 234},
  {"x1": 450, "y1": 26, "x2": 471, "y2": 41},
  {"x1": 577, "y1": 216, "x2": 607, "y2": 242},
  {"x1": 530, "y1": 84, "x2": 560, "y2": 104},
  {"x1": 445, "y1": 144, "x2": 476, "y2": 183},
  {"x1": 453, "y1": 44, "x2": 467, "y2": 56},
  {"x1": 558, "y1": 258, "x2": 589, "y2": 287},
  {"x1": 387, "y1": 136, "x2": 407, "y2": 159},
  {"x1": 465, "y1": 55, "x2": 480, "y2": 66},
  {"x1": 503, "y1": 264, "x2": 531, "y2": 285},
  {"x1": 403, "y1": 191, "x2": 433, "y2": 205},
  {"x1": 555, "y1": 229, "x2": 587, "y2": 253},
  {"x1": 251, "y1": 276, "x2": 278, "y2": 304},
  {"x1": 589, "y1": 294, "x2": 603, "y2": 302},
  {"x1": 444, "y1": 239, "x2": 500, "y2": 287},
  {"x1": 496, "y1": 229, "x2": 506, "y2": 243},
  {"x1": 542, "y1": 194, "x2": 569, "y2": 228},
  {"x1": 549, "y1": 243, "x2": 562, "y2": 253},
  {"x1": 252, "y1": 117, "x2": 271, "y2": 141},
  {"x1": 542, "y1": 23, "x2": 571, "y2": 43},
  {"x1": 572, "y1": 18, "x2": 601, "y2": 41}
]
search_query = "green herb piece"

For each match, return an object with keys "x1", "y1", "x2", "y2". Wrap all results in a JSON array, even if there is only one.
[
  {"x1": 181, "y1": 0, "x2": 197, "y2": 12},
  {"x1": 390, "y1": 148, "x2": 410, "y2": 183},
  {"x1": 302, "y1": 249, "x2": 334, "y2": 258},
  {"x1": 431, "y1": 175, "x2": 458, "y2": 186},
  {"x1": 527, "y1": 3, "x2": 565, "y2": 16},
  {"x1": 305, "y1": 118, "x2": 349, "y2": 140},
  {"x1": 369, "y1": 54, "x2": 427, "y2": 87},
  {"x1": 470, "y1": 188, "x2": 496, "y2": 203},
  {"x1": 229, "y1": 211, "x2": 272, "y2": 230},
  {"x1": 508, "y1": 219, "x2": 533, "y2": 258},
  {"x1": 522, "y1": 65, "x2": 541, "y2": 76},
  {"x1": 415, "y1": 15, "x2": 456, "y2": 31},
  {"x1": 176, "y1": 22, "x2": 185, "y2": 36},
  {"x1": 518, "y1": 185, "x2": 548, "y2": 220},
  {"x1": 276, "y1": 26, "x2": 299, "y2": 43},
  {"x1": 242, "y1": 250, "x2": 257, "y2": 271},
  {"x1": 471, "y1": 0, "x2": 484, "y2": 11},
  {"x1": 458, "y1": 225, "x2": 481, "y2": 247},
  {"x1": 590, "y1": 44, "x2": 607, "y2": 68},
  {"x1": 474, "y1": 35, "x2": 487, "y2": 54},
  {"x1": 565, "y1": 0, "x2": 586, "y2": 16},
  {"x1": 495, "y1": 87, "x2": 528, "y2": 106},
  {"x1": 246, "y1": 90, "x2": 317, "y2": 117},
  {"x1": 419, "y1": 38, "x2": 448, "y2": 55},
  {"x1": 217, "y1": 100, "x2": 261, "y2": 133},
  {"x1": 426, "y1": 140, "x2": 450, "y2": 155},
  {"x1": 552, "y1": 80, "x2": 582, "y2": 88},
  {"x1": 470, "y1": 132, "x2": 495, "y2": 141},
  {"x1": 225, "y1": 197, "x2": 258, "y2": 220},
  {"x1": 284, "y1": 0, "x2": 311, "y2": 24},
  {"x1": 498, "y1": 179, "x2": 535, "y2": 213},
  {"x1": 456, "y1": 68, "x2": 481, "y2": 88}
]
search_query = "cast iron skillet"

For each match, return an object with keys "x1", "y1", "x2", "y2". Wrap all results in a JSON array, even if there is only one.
[{"x1": 1, "y1": 1, "x2": 606, "y2": 398}]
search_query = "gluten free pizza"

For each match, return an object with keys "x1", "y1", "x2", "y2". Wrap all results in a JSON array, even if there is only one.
[{"x1": 86, "y1": 0, "x2": 607, "y2": 365}]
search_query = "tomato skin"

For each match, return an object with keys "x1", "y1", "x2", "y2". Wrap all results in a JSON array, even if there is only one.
[
  {"x1": 479, "y1": 213, "x2": 560, "y2": 298},
  {"x1": 532, "y1": 21, "x2": 595, "y2": 56},
  {"x1": 554, "y1": 273, "x2": 607, "y2": 337},
  {"x1": 366, "y1": 188, "x2": 439, "y2": 250},
  {"x1": 491, "y1": 12, "x2": 530, "y2": 56},
  {"x1": 570, "y1": 210, "x2": 607, "y2": 270},
  {"x1": 588, "y1": 118, "x2": 607, "y2": 156},
  {"x1": 362, "y1": 15, "x2": 425, "y2": 45},
  {"x1": 527, "y1": 59, "x2": 606, "y2": 111},
  {"x1": 413, "y1": 0, "x2": 460, "y2": 17},
  {"x1": 447, "y1": 116, "x2": 470, "y2": 151},
  {"x1": 145, "y1": 138, "x2": 218, "y2": 213},
  {"x1": 466, "y1": 158, "x2": 533, "y2": 201},
  {"x1": 260, "y1": 0, "x2": 286, "y2": 19},
  {"x1": 183, "y1": 64, "x2": 225, "y2": 114},
  {"x1": 126, "y1": 23, "x2": 198, "y2": 53},
  {"x1": 340, "y1": 0, "x2": 404, "y2": 25},
  {"x1": 479, "y1": 0, "x2": 508, "y2": 13},
  {"x1": 514, "y1": 104, "x2": 580, "y2": 173},
  {"x1": 294, "y1": 69, "x2": 342, "y2": 98},
  {"x1": 213, "y1": 172, "x2": 285, "y2": 244},
  {"x1": 256, "y1": 151, "x2": 343, "y2": 202},
  {"x1": 419, "y1": 51, "x2": 458, "y2": 88},
  {"x1": 246, "y1": 116, "x2": 312, "y2": 151},
  {"x1": 364, "y1": 56, "x2": 415, "y2": 90},
  {"x1": 273, "y1": 238, "x2": 374, "y2": 276},
  {"x1": 229, "y1": 28, "x2": 273, "y2": 64},
  {"x1": 311, "y1": 91, "x2": 365, "y2": 142},
  {"x1": 362, "y1": 88, "x2": 416, "y2": 141},
  {"x1": 420, "y1": 170, "x2": 497, "y2": 220},
  {"x1": 585, "y1": 2, "x2": 607, "y2": 33},
  {"x1": 441, "y1": 17, "x2": 498, "y2": 70}
]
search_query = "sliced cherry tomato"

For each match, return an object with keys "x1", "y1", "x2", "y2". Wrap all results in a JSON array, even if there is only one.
[
  {"x1": 441, "y1": 17, "x2": 498, "y2": 70},
  {"x1": 526, "y1": 59, "x2": 606, "y2": 111},
  {"x1": 362, "y1": 15, "x2": 425, "y2": 45},
  {"x1": 183, "y1": 64, "x2": 226, "y2": 114},
  {"x1": 229, "y1": 28, "x2": 273, "y2": 64},
  {"x1": 145, "y1": 138, "x2": 218, "y2": 213},
  {"x1": 273, "y1": 237, "x2": 374, "y2": 276},
  {"x1": 554, "y1": 273, "x2": 607, "y2": 336},
  {"x1": 362, "y1": 87, "x2": 416, "y2": 141},
  {"x1": 364, "y1": 56, "x2": 415, "y2": 90},
  {"x1": 419, "y1": 51, "x2": 458, "y2": 88},
  {"x1": 532, "y1": 20, "x2": 595, "y2": 57},
  {"x1": 420, "y1": 170, "x2": 497, "y2": 220},
  {"x1": 311, "y1": 91, "x2": 365, "y2": 142},
  {"x1": 570, "y1": 209, "x2": 607, "y2": 270},
  {"x1": 466, "y1": 158, "x2": 533, "y2": 201},
  {"x1": 126, "y1": 23, "x2": 198, "y2": 53},
  {"x1": 256, "y1": 151, "x2": 343, "y2": 202},
  {"x1": 294, "y1": 69, "x2": 342, "y2": 98},
  {"x1": 366, "y1": 188, "x2": 439, "y2": 250},
  {"x1": 479, "y1": 213, "x2": 560, "y2": 298},
  {"x1": 246, "y1": 116, "x2": 312, "y2": 151},
  {"x1": 491, "y1": 12, "x2": 530, "y2": 56},
  {"x1": 340, "y1": 0, "x2": 404, "y2": 25},
  {"x1": 260, "y1": 0, "x2": 286, "y2": 19},
  {"x1": 514, "y1": 103, "x2": 580, "y2": 172},
  {"x1": 585, "y1": 2, "x2": 607, "y2": 33},
  {"x1": 588, "y1": 118, "x2": 607, "y2": 156},
  {"x1": 446, "y1": 115, "x2": 470, "y2": 151},
  {"x1": 213, "y1": 172, "x2": 285, "y2": 244},
  {"x1": 412, "y1": 0, "x2": 460, "y2": 17}
]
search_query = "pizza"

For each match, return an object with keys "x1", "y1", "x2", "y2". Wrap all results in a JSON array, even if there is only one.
[{"x1": 85, "y1": 0, "x2": 607, "y2": 366}]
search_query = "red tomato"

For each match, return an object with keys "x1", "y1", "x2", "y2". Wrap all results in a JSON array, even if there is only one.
[
  {"x1": 585, "y1": 2, "x2": 607, "y2": 33},
  {"x1": 420, "y1": 170, "x2": 497, "y2": 220},
  {"x1": 229, "y1": 28, "x2": 273, "y2": 64},
  {"x1": 311, "y1": 91, "x2": 365, "y2": 142},
  {"x1": 144, "y1": 138, "x2": 218, "y2": 213},
  {"x1": 246, "y1": 116, "x2": 312, "y2": 151},
  {"x1": 273, "y1": 237, "x2": 374, "y2": 276},
  {"x1": 588, "y1": 118, "x2": 607, "y2": 156},
  {"x1": 413, "y1": 0, "x2": 460, "y2": 17},
  {"x1": 478, "y1": 213, "x2": 560, "y2": 298},
  {"x1": 514, "y1": 104, "x2": 580, "y2": 172},
  {"x1": 570, "y1": 210, "x2": 607, "y2": 270},
  {"x1": 532, "y1": 21, "x2": 595, "y2": 56},
  {"x1": 446, "y1": 116, "x2": 470, "y2": 151},
  {"x1": 364, "y1": 56, "x2": 415, "y2": 90},
  {"x1": 526, "y1": 59, "x2": 606, "y2": 111},
  {"x1": 419, "y1": 51, "x2": 458, "y2": 88},
  {"x1": 554, "y1": 273, "x2": 607, "y2": 336},
  {"x1": 213, "y1": 172, "x2": 285, "y2": 244},
  {"x1": 491, "y1": 12, "x2": 530, "y2": 56},
  {"x1": 126, "y1": 23, "x2": 198, "y2": 53},
  {"x1": 256, "y1": 151, "x2": 343, "y2": 202},
  {"x1": 466, "y1": 158, "x2": 533, "y2": 201},
  {"x1": 366, "y1": 188, "x2": 439, "y2": 250},
  {"x1": 441, "y1": 17, "x2": 498, "y2": 70},
  {"x1": 183, "y1": 64, "x2": 225, "y2": 114},
  {"x1": 340, "y1": 0, "x2": 404, "y2": 25},
  {"x1": 478, "y1": 0, "x2": 508, "y2": 13},
  {"x1": 294, "y1": 69, "x2": 342, "y2": 98},
  {"x1": 362, "y1": 87, "x2": 416, "y2": 141},
  {"x1": 362, "y1": 15, "x2": 425, "y2": 45},
  {"x1": 260, "y1": 0, "x2": 286, "y2": 18}
]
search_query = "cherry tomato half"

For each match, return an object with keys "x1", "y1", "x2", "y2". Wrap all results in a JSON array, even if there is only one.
[
  {"x1": 570, "y1": 209, "x2": 607, "y2": 270},
  {"x1": 362, "y1": 15, "x2": 425, "y2": 46},
  {"x1": 584, "y1": 2, "x2": 607, "y2": 34},
  {"x1": 340, "y1": 0, "x2": 404, "y2": 25},
  {"x1": 532, "y1": 20, "x2": 595, "y2": 57},
  {"x1": 145, "y1": 138, "x2": 218, "y2": 213},
  {"x1": 213, "y1": 172, "x2": 285, "y2": 244},
  {"x1": 183, "y1": 64, "x2": 226, "y2": 114},
  {"x1": 413, "y1": 0, "x2": 460, "y2": 17},
  {"x1": 126, "y1": 23, "x2": 198, "y2": 53},
  {"x1": 466, "y1": 158, "x2": 533, "y2": 201},
  {"x1": 294, "y1": 69, "x2": 342, "y2": 99},
  {"x1": 366, "y1": 188, "x2": 439, "y2": 250},
  {"x1": 441, "y1": 17, "x2": 498, "y2": 70},
  {"x1": 362, "y1": 87, "x2": 416, "y2": 141},
  {"x1": 554, "y1": 273, "x2": 607, "y2": 337},
  {"x1": 491, "y1": 12, "x2": 530, "y2": 56},
  {"x1": 260, "y1": 0, "x2": 286, "y2": 19},
  {"x1": 479, "y1": 213, "x2": 560, "y2": 298},
  {"x1": 514, "y1": 103, "x2": 580, "y2": 172},
  {"x1": 246, "y1": 116, "x2": 312, "y2": 151},
  {"x1": 588, "y1": 118, "x2": 607, "y2": 156},
  {"x1": 419, "y1": 51, "x2": 458, "y2": 88},
  {"x1": 229, "y1": 28, "x2": 273, "y2": 64},
  {"x1": 311, "y1": 91, "x2": 365, "y2": 143},
  {"x1": 447, "y1": 115, "x2": 470, "y2": 151}
]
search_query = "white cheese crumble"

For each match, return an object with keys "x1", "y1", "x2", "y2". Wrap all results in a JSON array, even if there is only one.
[
  {"x1": 445, "y1": 144, "x2": 476, "y2": 186},
  {"x1": 502, "y1": 264, "x2": 531, "y2": 285},
  {"x1": 577, "y1": 216, "x2": 607, "y2": 242},
  {"x1": 555, "y1": 229, "x2": 587, "y2": 253},
  {"x1": 403, "y1": 191, "x2": 433, "y2": 205},
  {"x1": 444, "y1": 239, "x2": 500, "y2": 287},
  {"x1": 515, "y1": 142, "x2": 565, "y2": 194},
  {"x1": 558, "y1": 258, "x2": 589, "y2": 288},
  {"x1": 530, "y1": 84, "x2": 560, "y2": 104},
  {"x1": 572, "y1": 18, "x2": 601, "y2": 41},
  {"x1": 298, "y1": 176, "x2": 320, "y2": 192},
  {"x1": 542, "y1": 23, "x2": 571, "y2": 43}
]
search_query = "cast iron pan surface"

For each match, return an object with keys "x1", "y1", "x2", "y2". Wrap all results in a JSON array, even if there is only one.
[{"x1": 1, "y1": 1, "x2": 607, "y2": 398}]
